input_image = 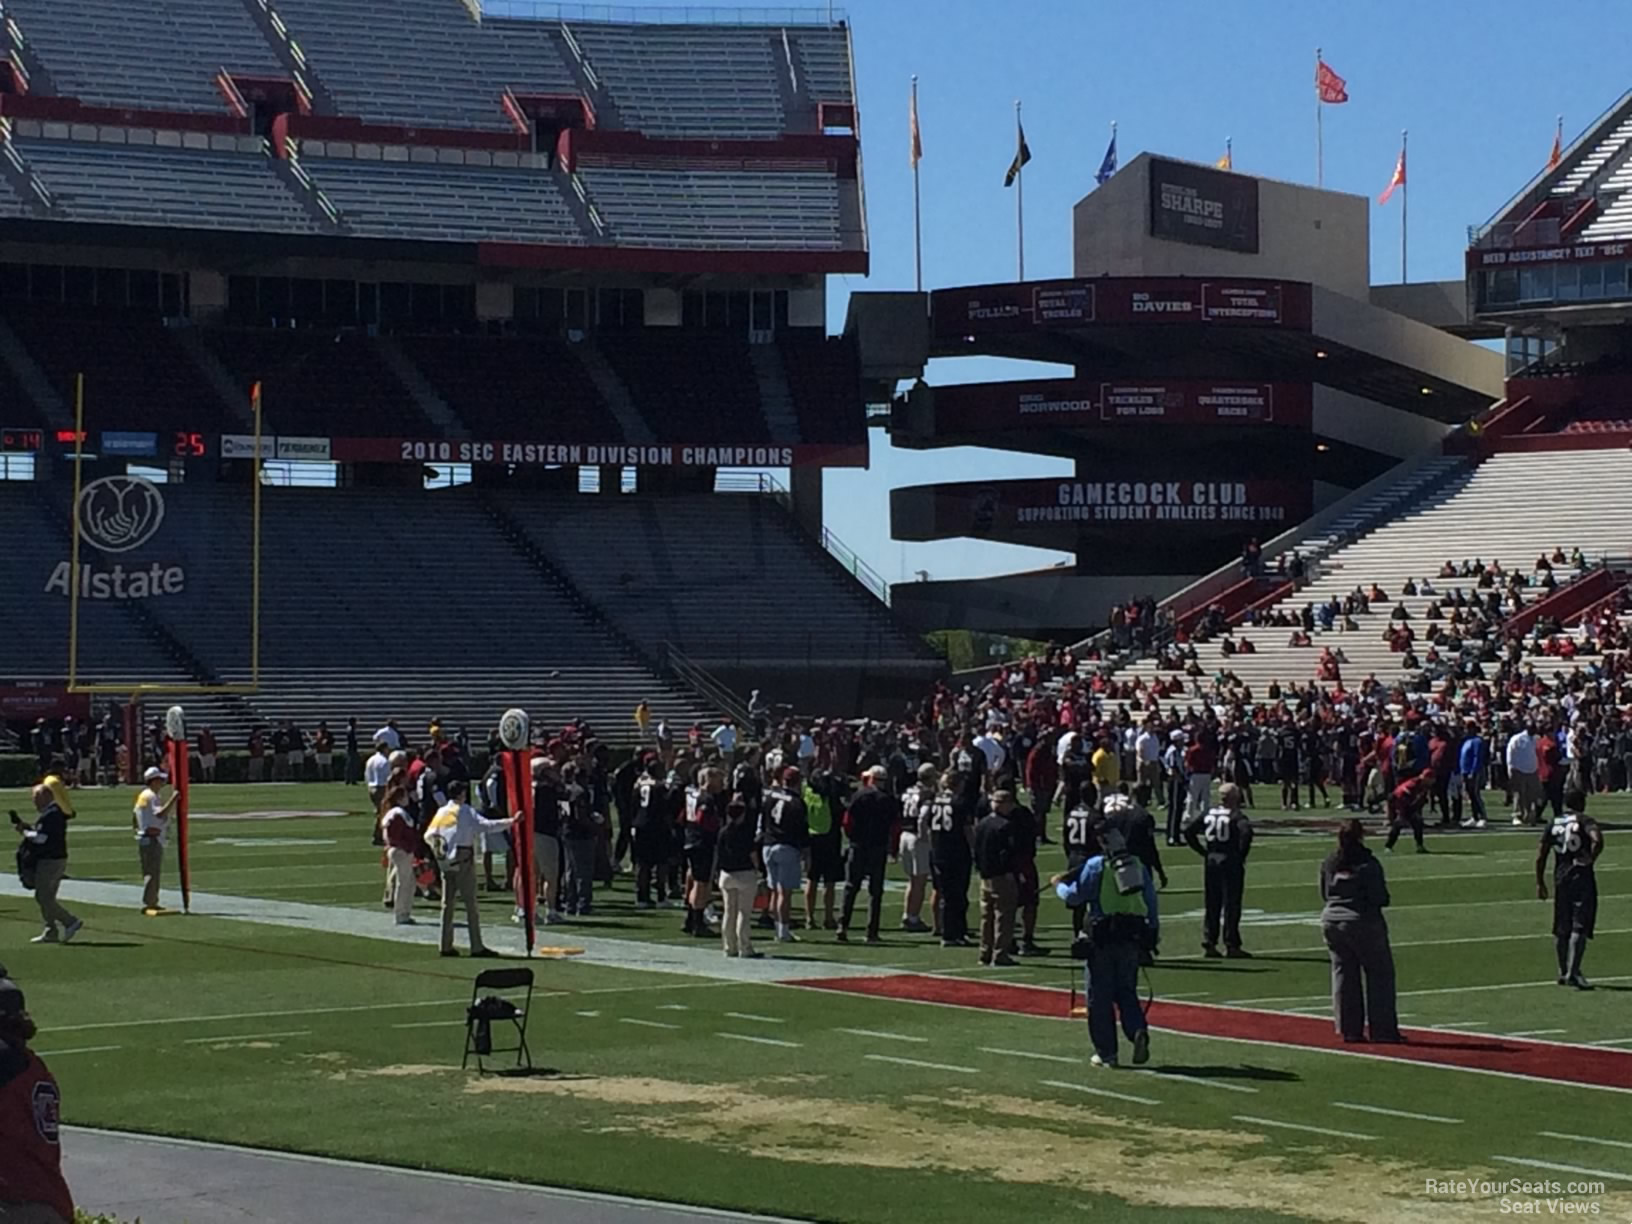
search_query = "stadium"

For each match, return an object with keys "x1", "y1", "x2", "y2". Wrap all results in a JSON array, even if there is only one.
[{"x1": 0, "y1": 3, "x2": 1630, "y2": 1224}]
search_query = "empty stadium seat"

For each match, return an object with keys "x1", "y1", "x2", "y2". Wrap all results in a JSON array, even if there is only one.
[
  {"x1": 578, "y1": 160, "x2": 841, "y2": 250},
  {"x1": 408, "y1": 334, "x2": 610, "y2": 440},
  {"x1": 3, "y1": 0, "x2": 286, "y2": 115},
  {"x1": 570, "y1": 24, "x2": 787, "y2": 139},
  {"x1": 791, "y1": 27, "x2": 856, "y2": 104},
  {"x1": 597, "y1": 332, "x2": 767, "y2": 443},
  {"x1": 299, "y1": 152, "x2": 583, "y2": 244},
  {"x1": 13, "y1": 138, "x2": 319, "y2": 235},
  {"x1": 777, "y1": 333, "x2": 864, "y2": 445}
]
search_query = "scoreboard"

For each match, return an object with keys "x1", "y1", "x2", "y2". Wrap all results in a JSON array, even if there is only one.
[{"x1": 0, "y1": 428, "x2": 210, "y2": 458}]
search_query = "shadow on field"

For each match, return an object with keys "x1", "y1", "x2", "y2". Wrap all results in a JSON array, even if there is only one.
[
  {"x1": 479, "y1": 1067, "x2": 592, "y2": 1081},
  {"x1": 1155, "y1": 962, "x2": 1273, "y2": 974},
  {"x1": 1148, "y1": 1064, "x2": 1299, "y2": 1084},
  {"x1": 64, "y1": 941, "x2": 143, "y2": 949}
]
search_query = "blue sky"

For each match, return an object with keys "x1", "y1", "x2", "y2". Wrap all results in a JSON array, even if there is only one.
[{"x1": 810, "y1": 0, "x2": 1630, "y2": 585}]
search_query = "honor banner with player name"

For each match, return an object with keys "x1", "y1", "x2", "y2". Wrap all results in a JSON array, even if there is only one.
[
  {"x1": 892, "y1": 475, "x2": 1311, "y2": 568},
  {"x1": 1148, "y1": 156, "x2": 1260, "y2": 253},
  {"x1": 930, "y1": 277, "x2": 1310, "y2": 341},
  {"x1": 932, "y1": 379, "x2": 1310, "y2": 434}
]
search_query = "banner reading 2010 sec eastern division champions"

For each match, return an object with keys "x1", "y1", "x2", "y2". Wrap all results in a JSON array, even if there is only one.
[{"x1": 324, "y1": 438, "x2": 867, "y2": 469}]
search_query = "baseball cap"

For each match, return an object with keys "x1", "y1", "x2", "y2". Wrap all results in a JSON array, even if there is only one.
[
  {"x1": 0, "y1": 976, "x2": 23, "y2": 1018},
  {"x1": 143, "y1": 766, "x2": 168, "y2": 783}
]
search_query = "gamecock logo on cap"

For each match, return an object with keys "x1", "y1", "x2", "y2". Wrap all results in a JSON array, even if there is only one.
[{"x1": 76, "y1": 474, "x2": 166, "y2": 554}]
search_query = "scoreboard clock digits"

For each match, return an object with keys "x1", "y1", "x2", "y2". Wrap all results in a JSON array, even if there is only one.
[
  {"x1": 173, "y1": 431, "x2": 206, "y2": 457},
  {"x1": 1, "y1": 427, "x2": 43, "y2": 453}
]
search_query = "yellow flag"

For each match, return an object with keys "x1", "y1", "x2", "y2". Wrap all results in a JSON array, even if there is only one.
[{"x1": 1216, "y1": 141, "x2": 1233, "y2": 171}]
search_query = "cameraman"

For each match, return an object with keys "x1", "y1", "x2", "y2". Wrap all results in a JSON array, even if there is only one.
[
  {"x1": 12, "y1": 787, "x2": 82, "y2": 946},
  {"x1": 1052, "y1": 818, "x2": 1158, "y2": 1069}
]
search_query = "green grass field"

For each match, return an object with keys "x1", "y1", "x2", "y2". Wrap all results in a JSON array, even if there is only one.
[{"x1": 6, "y1": 782, "x2": 1632, "y2": 1223}]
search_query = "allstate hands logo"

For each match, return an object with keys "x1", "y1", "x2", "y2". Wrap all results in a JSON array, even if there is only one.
[{"x1": 76, "y1": 475, "x2": 166, "y2": 553}]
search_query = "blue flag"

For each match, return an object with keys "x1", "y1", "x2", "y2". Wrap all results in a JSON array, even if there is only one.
[{"x1": 1095, "y1": 131, "x2": 1118, "y2": 185}]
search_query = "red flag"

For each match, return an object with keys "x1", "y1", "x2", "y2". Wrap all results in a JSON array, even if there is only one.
[
  {"x1": 909, "y1": 82, "x2": 923, "y2": 169},
  {"x1": 166, "y1": 736, "x2": 191, "y2": 913},
  {"x1": 1378, "y1": 144, "x2": 1406, "y2": 205},
  {"x1": 1316, "y1": 59, "x2": 1348, "y2": 104},
  {"x1": 1547, "y1": 118, "x2": 1562, "y2": 171},
  {"x1": 502, "y1": 748, "x2": 537, "y2": 953}
]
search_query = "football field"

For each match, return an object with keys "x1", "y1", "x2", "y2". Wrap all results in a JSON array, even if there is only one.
[{"x1": 6, "y1": 782, "x2": 1631, "y2": 1223}]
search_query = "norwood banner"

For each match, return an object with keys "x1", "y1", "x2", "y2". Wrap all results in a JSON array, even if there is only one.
[
  {"x1": 892, "y1": 474, "x2": 1312, "y2": 571},
  {"x1": 932, "y1": 379, "x2": 1311, "y2": 434},
  {"x1": 327, "y1": 437, "x2": 867, "y2": 469},
  {"x1": 1148, "y1": 157, "x2": 1260, "y2": 253},
  {"x1": 930, "y1": 277, "x2": 1310, "y2": 341}
]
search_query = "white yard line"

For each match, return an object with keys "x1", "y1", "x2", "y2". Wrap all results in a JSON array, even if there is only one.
[
  {"x1": 1490, "y1": 1156, "x2": 1632, "y2": 1183},
  {"x1": 391, "y1": 1020, "x2": 465, "y2": 1029},
  {"x1": 978, "y1": 1047, "x2": 1080, "y2": 1065},
  {"x1": 1538, "y1": 1130, "x2": 1632, "y2": 1152},
  {"x1": 52, "y1": 997, "x2": 474, "y2": 1034},
  {"x1": 722, "y1": 1012, "x2": 785, "y2": 1024},
  {"x1": 1502, "y1": 1029, "x2": 1568, "y2": 1038},
  {"x1": 1332, "y1": 1101, "x2": 1462, "y2": 1124},
  {"x1": 574, "y1": 1011, "x2": 601, "y2": 1018},
  {"x1": 35, "y1": 1045, "x2": 123, "y2": 1057},
  {"x1": 865, "y1": 1054, "x2": 978, "y2": 1074},
  {"x1": 181, "y1": 1029, "x2": 311, "y2": 1044},
  {"x1": 716, "y1": 1033, "x2": 802, "y2": 1049},
  {"x1": 1167, "y1": 926, "x2": 1632, "y2": 964},
  {"x1": 1141, "y1": 1070, "x2": 1259, "y2": 1094},
  {"x1": 656, "y1": 1004, "x2": 691, "y2": 1011},
  {"x1": 617, "y1": 1018, "x2": 679, "y2": 1030},
  {"x1": 1040, "y1": 1078, "x2": 1161, "y2": 1106},
  {"x1": 1426, "y1": 1020, "x2": 1490, "y2": 1030},
  {"x1": 1236, "y1": 975, "x2": 1632, "y2": 1007},
  {"x1": 1233, "y1": 1115, "x2": 1376, "y2": 1141},
  {"x1": 834, "y1": 1028, "x2": 926, "y2": 1044},
  {"x1": 1590, "y1": 1036, "x2": 1632, "y2": 1046}
]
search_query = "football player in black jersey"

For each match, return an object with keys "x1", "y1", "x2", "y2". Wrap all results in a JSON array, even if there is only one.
[
  {"x1": 1537, "y1": 787, "x2": 1604, "y2": 989},
  {"x1": 1182, "y1": 781, "x2": 1254, "y2": 958},
  {"x1": 1060, "y1": 778, "x2": 1100, "y2": 940},
  {"x1": 927, "y1": 769, "x2": 975, "y2": 947}
]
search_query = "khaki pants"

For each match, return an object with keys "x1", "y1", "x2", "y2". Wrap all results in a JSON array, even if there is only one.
[
  {"x1": 717, "y1": 869, "x2": 759, "y2": 956},
  {"x1": 979, "y1": 873, "x2": 1018, "y2": 962},
  {"x1": 387, "y1": 847, "x2": 416, "y2": 923},
  {"x1": 439, "y1": 850, "x2": 484, "y2": 953},
  {"x1": 33, "y1": 858, "x2": 77, "y2": 933},
  {"x1": 1512, "y1": 770, "x2": 1543, "y2": 823},
  {"x1": 138, "y1": 836, "x2": 164, "y2": 910}
]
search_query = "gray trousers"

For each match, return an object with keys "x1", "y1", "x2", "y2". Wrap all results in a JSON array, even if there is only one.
[
  {"x1": 439, "y1": 851, "x2": 484, "y2": 953},
  {"x1": 33, "y1": 857, "x2": 77, "y2": 932},
  {"x1": 1323, "y1": 916, "x2": 1399, "y2": 1041},
  {"x1": 563, "y1": 837, "x2": 597, "y2": 912}
]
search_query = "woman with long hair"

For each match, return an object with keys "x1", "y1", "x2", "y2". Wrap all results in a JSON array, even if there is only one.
[{"x1": 1319, "y1": 819, "x2": 1402, "y2": 1043}]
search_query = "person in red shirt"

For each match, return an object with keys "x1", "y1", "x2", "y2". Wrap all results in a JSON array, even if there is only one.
[
  {"x1": 1385, "y1": 769, "x2": 1433, "y2": 853},
  {"x1": 1537, "y1": 725, "x2": 1563, "y2": 823},
  {"x1": 0, "y1": 971, "x2": 74, "y2": 1223}
]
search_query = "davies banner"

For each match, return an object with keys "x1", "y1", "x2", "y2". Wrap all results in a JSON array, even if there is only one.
[
  {"x1": 933, "y1": 379, "x2": 1309, "y2": 434},
  {"x1": 327, "y1": 437, "x2": 867, "y2": 469},
  {"x1": 892, "y1": 474, "x2": 1311, "y2": 566},
  {"x1": 1148, "y1": 157, "x2": 1260, "y2": 253},
  {"x1": 930, "y1": 277, "x2": 1309, "y2": 340}
]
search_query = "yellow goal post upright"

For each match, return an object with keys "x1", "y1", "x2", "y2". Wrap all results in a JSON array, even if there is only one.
[{"x1": 65, "y1": 375, "x2": 266, "y2": 707}]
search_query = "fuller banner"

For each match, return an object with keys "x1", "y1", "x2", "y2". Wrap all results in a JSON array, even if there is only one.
[
  {"x1": 931, "y1": 378, "x2": 1310, "y2": 434},
  {"x1": 1148, "y1": 156, "x2": 1260, "y2": 253},
  {"x1": 930, "y1": 277, "x2": 1308, "y2": 340}
]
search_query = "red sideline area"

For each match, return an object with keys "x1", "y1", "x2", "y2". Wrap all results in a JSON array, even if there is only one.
[{"x1": 789, "y1": 973, "x2": 1632, "y2": 1092}]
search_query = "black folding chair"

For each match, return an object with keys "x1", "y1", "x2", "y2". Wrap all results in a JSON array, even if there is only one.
[{"x1": 462, "y1": 967, "x2": 534, "y2": 1072}]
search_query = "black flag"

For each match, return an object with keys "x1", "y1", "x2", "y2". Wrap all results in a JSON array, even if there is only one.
[{"x1": 1004, "y1": 120, "x2": 1031, "y2": 187}]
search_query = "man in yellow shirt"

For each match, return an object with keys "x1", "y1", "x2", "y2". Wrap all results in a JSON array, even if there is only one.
[
  {"x1": 132, "y1": 766, "x2": 179, "y2": 914},
  {"x1": 1091, "y1": 732, "x2": 1122, "y2": 792}
]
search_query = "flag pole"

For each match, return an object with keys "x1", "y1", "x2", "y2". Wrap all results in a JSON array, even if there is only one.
[
  {"x1": 912, "y1": 75, "x2": 922, "y2": 293},
  {"x1": 1015, "y1": 99, "x2": 1025, "y2": 282},
  {"x1": 1400, "y1": 129, "x2": 1409, "y2": 284},
  {"x1": 1315, "y1": 48, "x2": 1324, "y2": 188}
]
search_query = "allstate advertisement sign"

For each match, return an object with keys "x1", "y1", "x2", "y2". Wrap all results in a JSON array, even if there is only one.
[{"x1": 46, "y1": 475, "x2": 185, "y2": 599}]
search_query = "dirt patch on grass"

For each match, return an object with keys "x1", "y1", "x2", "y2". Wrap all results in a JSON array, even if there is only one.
[
  {"x1": 461, "y1": 1074, "x2": 1632, "y2": 1223},
  {"x1": 331, "y1": 1063, "x2": 457, "y2": 1081}
]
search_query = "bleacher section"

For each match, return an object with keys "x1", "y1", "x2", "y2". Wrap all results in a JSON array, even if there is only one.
[
  {"x1": 408, "y1": 335, "x2": 608, "y2": 440},
  {"x1": 569, "y1": 24, "x2": 785, "y2": 139},
  {"x1": 579, "y1": 159, "x2": 842, "y2": 250},
  {"x1": 10, "y1": 136, "x2": 318, "y2": 234},
  {"x1": 790, "y1": 27, "x2": 855, "y2": 105},
  {"x1": 196, "y1": 330, "x2": 437, "y2": 438},
  {"x1": 298, "y1": 150, "x2": 583, "y2": 244},
  {"x1": 777, "y1": 334, "x2": 864, "y2": 444},
  {"x1": 478, "y1": 19, "x2": 582, "y2": 98},
  {"x1": 1, "y1": 481, "x2": 716, "y2": 745},
  {"x1": 1, "y1": 0, "x2": 286, "y2": 115},
  {"x1": 498, "y1": 490, "x2": 931, "y2": 669},
  {"x1": 266, "y1": 0, "x2": 508, "y2": 131},
  {"x1": 598, "y1": 332, "x2": 765, "y2": 442},
  {"x1": 1117, "y1": 450, "x2": 1632, "y2": 707},
  {"x1": 1, "y1": 308, "x2": 225, "y2": 433}
]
